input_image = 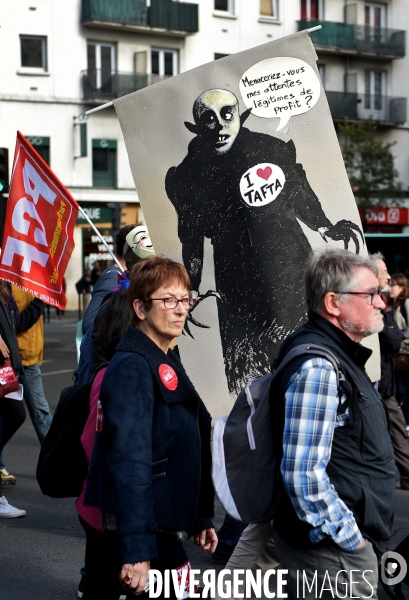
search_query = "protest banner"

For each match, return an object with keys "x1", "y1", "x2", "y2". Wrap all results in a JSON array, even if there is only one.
[
  {"x1": 0, "y1": 132, "x2": 78, "y2": 309},
  {"x1": 112, "y1": 30, "x2": 378, "y2": 415}
]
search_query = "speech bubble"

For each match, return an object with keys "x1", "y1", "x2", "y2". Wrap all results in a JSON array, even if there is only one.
[{"x1": 239, "y1": 57, "x2": 321, "y2": 131}]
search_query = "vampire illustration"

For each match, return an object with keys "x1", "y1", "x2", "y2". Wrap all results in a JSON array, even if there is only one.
[{"x1": 165, "y1": 89, "x2": 363, "y2": 395}]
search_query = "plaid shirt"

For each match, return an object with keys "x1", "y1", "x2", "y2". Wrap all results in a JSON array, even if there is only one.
[{"x1": 281, "y1": 356, "x2": 363, "y2": 551}]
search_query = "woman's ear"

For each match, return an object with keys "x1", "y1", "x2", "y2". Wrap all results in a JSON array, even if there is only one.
[{"x1": 133, "y1": 299, "x2": 146, "y2": 321}]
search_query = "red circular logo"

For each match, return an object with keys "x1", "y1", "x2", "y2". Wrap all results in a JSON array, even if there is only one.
[{"x1": 158, "y1": 364, "x2": 178, "y2": 391}]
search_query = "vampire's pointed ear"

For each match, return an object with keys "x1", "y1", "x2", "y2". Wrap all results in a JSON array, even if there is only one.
[
  {"x1": 240, "y1": 108, "x2": 252, "y2": 126},
  {"x1": 184, "y1": 121, "x2": 199, "y2": 134}
]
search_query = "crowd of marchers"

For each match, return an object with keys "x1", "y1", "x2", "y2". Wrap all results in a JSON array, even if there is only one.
[{"x1": 2, "y1": 224, "x2": 409, "y2": 600}]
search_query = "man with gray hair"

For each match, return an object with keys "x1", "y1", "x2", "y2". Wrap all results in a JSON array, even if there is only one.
[{"x1": 270, "y1": 247, "x2": 395, "y2": 599}]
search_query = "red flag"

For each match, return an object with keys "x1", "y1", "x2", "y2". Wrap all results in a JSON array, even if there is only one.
[{"x1": 0, "y1": 131, "x2": 78, "y2": 309}]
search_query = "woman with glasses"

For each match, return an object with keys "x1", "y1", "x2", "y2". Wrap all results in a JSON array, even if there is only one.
[
  {"x1": 389, "y1": 273, "x2": 409, "y2": 426},
  {"x1": 85, "y1": 256, "x2": 216, "y2": 599}
]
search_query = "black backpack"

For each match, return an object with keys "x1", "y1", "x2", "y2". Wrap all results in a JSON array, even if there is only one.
[
  {"x1": 36, "y1": 364, "x2": 107, "y2": 498},
  {"x1": 212, "y1": 343, "x2": 347, "y2": 524}
]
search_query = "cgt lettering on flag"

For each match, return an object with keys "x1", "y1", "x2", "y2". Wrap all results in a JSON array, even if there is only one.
[{"x1": 0, "y1": 132, "x2": 78, "y2": 308}]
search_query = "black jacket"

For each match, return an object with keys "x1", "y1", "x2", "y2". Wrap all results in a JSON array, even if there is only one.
[
  {"x1": 0, "y1": 298, "x2": 22, "y2": 376},
  {"x1": 85, "y1": 326, "x2": 214, "y2": 564},
  {"x1": 378, "y1": 309, "x2": 404, "y2": 399}
]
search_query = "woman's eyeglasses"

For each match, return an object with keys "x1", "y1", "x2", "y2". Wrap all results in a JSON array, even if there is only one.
[{"x1": 149, "y1": 297, "x2": 192, "y2": 309}]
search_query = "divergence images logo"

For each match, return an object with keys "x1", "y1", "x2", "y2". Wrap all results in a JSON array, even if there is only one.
[{"x1": 380, "y1": 551, "x2": 407, "y2": 586}]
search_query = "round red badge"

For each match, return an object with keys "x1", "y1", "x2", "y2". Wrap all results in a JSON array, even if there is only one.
[{"x1": 159, "y1": 364, "x2": 178, "y2": 391}]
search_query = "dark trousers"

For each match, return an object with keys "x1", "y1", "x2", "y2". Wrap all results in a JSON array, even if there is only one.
[
  {"x1": 395, "y1": 372, "x2": 409, "y2": 424},
  {"x1": 80, "y1": 516, "x2": 190, "y2": 600},
  {"x1": 383, "y1": 396, "x2": 409, "y2": 477},
  {"x1": 79, "y1": 516, "x2": 124, "y2": 600},
  {"x1": 0, "y1": 396, "x2": 26, "y2": 453},
  {"x1": 110, "y1": 530, "x2": 190, "y2": 600}
]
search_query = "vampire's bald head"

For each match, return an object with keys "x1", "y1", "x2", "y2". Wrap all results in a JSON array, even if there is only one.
[{"x1": 192, "y1": 89, "x2": 240, "y2": 155}]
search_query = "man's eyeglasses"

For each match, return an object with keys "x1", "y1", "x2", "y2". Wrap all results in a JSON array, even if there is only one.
[
  {"x1": 149, "y1": 297, "x2": 192, "y2": 309},
  {"x1": 333, "y1": 286, "x2": 383, "y2": 305}
]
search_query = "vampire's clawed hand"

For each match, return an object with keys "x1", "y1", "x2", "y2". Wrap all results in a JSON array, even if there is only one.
[
  {"x1": 319, "y1": 220, "x2": 365, "y2": 254},
  {"x1": 184, "y1": 290, "x2": 221, "y2": 338}
]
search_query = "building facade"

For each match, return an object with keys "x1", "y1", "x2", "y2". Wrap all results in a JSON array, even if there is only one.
[{"x1": 0, "y1": 0, "x2": 408, "y2": 308}]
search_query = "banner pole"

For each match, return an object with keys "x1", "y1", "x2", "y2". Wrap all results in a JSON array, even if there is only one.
[
  {"x1": 307, "y1": 25, "x2": 322, "y2": 33},
  {"x1": 77, "y1": 206, "x2": 124, "y2": 272},
  {"x1": 85, "y1": 102, "x2": 114, "y2": 116}
]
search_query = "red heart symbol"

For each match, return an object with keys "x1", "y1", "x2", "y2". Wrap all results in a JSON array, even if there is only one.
[{"x1": 256, "y1": 167, "x2": 272, "y2": 181}]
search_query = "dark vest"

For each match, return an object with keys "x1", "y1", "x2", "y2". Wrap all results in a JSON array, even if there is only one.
[{"x1": 274, "y1": 311, "x2": 395, "y2": 554}]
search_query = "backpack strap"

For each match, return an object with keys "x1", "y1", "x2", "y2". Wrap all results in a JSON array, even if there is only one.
[
  {"x1": 272, "y1": 343, "x2": 351, "y2": 415},
  {"x1": 272, "y1": 343, "x2": 344, "y2": 391},
  {"x1": 91, "y1": 361, "x2": 109, "y2": 384}
]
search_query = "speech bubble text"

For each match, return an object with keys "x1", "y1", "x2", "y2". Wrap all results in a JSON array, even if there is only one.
[{"x1": 239, "y1": 57, "x2": 321, "y2": 131}]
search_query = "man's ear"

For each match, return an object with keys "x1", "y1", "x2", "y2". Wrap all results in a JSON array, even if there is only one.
[
  {"x1": 133, "y1": 299, "x2": 146, "y2": 321},
  {"x1": 322, "y1": 292, "x2": 341, "y2": 317},
  {"x1": 184, "y1": 121, "x2": 199, "y2": 135}
]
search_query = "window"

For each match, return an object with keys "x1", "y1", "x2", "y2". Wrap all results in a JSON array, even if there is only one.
[
  {"x1": 214, "y1": 53, "x2": 230, "y2": 60},
  {"x1": 345, "y1": 72, "x2": 357, "y2": 94},
  {"x1": 260, "y1": 0, "x2": 278, "y2": 19},
  {"x1": 87, "y1": 42, "x2": 115, "y2": 92},
  {"x1": 365, "y1": 2, "x2": 386, "y2": 28},
  {"x1": 25, "y1": 136, "x2": 50, "y2": 165},
  {"x1": 361, "y1": 70, "x2": 386, "y2": 120},
  {"x1": 92, "y1": 140, "x2": 117, "y2": 188},
  {"x1": 20, "y1": 36, "x2": 47, "y2": 70},
  {"x1": 364, "y1": 3, "x2": 386, "y2": 43},
  {"x1": 151, "y1": 48, "x2": 178, "y2": 77},
  {"x1": 215, "y1": 0, "x2": 234, "y2": 13},
  {"x1": 364, "y1": 70, "x2": 385, "y2": 111},
  {"x1": 301, "y1": 0, "x2": 323, "y2": 20}
]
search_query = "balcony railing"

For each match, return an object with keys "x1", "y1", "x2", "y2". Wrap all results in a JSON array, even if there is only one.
[
  {"x1": 82, "y1": 0, "x2": 148, "y2": 25},
  {"x1": 298, "y1": 20, "x2": 406, "y2": 57},
  {"x1": 150, "y1": 0, "x2": 198, "y2": 31},
  {"x1": 81, "y1": 0, "x2": 199, "y2": 33},
  {"x1": 82, "y1": 69, "x2": 170, "y2": 101},
  {"x1": 326, "y1": 91, "x2": 407, "y2": 124}
]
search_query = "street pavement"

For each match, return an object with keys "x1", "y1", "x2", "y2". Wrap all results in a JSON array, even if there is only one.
[{"x1": 0, "y1": 310, "x2": 408, "y2": 599}]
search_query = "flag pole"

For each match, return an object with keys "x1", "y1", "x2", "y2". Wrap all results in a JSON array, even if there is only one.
[
  {"x1": 77, "y1": 206, "x2": 124, "y2": 272},
  {"x1": 85, "y1": 101, "x2": 114, "y2": 116},
  {"x1": 307, "y1": 25, "x2": 322, "y2": 33}
]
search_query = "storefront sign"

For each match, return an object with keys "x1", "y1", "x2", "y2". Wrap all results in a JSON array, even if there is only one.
[
  {"x1": 77, "y1": 205, "x2": 112, "y2": 223},
  {"x1": 360, "y1": 207, "x2": 409, "y2": 225},
  {"x1": 25, "y1": 136, "x2": 50, "y2": 147},
  {"x1": 92, "y1": 139, "x2": 117, "y2": 149}
]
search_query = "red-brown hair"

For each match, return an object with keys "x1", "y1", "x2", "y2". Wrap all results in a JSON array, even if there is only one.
[{"x1": 128, "y1": 256, "x2": 191, "y2": 325}]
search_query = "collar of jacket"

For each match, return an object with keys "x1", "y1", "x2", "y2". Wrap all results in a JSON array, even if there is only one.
[
  {"x1": 306, "y1": 310, "x2": 372, "y2": 368},
  {"x1": 116, "y1": 326, "x2": 200, "y2": 404}
]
